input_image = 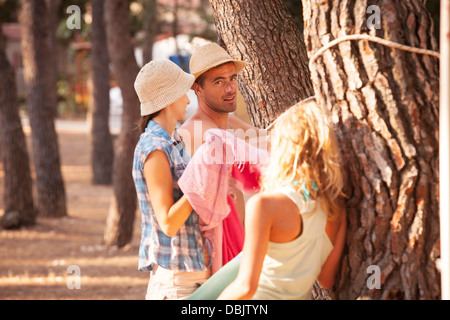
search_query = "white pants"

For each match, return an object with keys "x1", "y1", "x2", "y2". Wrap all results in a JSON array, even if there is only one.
[{"x1": 145, "y1": 264, "x2": 211, "y2": 300}]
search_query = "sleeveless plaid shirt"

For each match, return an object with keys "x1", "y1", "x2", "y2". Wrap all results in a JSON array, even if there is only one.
[{"x1": 132, "y1": 120, "x2": 206, "y2": 272}]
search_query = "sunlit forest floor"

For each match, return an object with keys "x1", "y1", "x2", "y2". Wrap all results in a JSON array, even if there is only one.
[{"x1": 0, "y1": 120, "x2": 148, "y2": 300}]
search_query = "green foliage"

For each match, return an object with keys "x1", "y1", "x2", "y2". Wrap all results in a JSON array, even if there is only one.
[
  {"x1": 129, "y1": 0, "x2": 145, "y2": 37},
  {"x1": 193, "y1": 0, "x2": 217, "y2": 42},
  {"x1": 57, "y1": 0, "x2": 89, "y2": 19},
  {"x1": 56, "y1": 0, "x2": 90, "y2": 44},
  {"x1": 57, "y1": 75, "x2": 87, "y2": 116}
]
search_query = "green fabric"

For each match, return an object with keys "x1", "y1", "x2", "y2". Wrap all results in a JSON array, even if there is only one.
[{"x1": 188, "y1": 255, "x2": 241, "y2": 300}]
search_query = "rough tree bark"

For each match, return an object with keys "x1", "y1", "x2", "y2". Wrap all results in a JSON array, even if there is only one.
[
  {"x1": 302, "y1": 0, "x2": 440, "y2": 299},
  {"x1": 19, "y1": 0, "x2": 67, "y2": 218},
  {"x1": 209, "y1": 0, "x2": 314, "y2": 128},
  {"x1": 0, "y1": 25, "x2": 37, "y2": 228},
  {"x1": 103, "y1": 0, "x2": 141, "y2": 247},
  {"x1": 89, "y1": 0, "x2": 114, "y2": 185}
]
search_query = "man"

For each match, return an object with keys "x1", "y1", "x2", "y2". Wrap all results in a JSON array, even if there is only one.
[
  {"x1": 178, "y1": 43, "x2": 268, "y2": 267},
  {"x1": 180, "y1": 43, "x2": 263, "y2": 156}
]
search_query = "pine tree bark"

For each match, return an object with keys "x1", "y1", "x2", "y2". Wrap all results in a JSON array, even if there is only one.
[
  {"x1": 89, "y1": 0, "x2": 114, "y2": 185},
  {"x1": 103, "y1": 0, "x2": 141, "y2": 247},
  {"x1": 0, "y1": 26, "x2": 37, "y2": 228},
  {"x1": 302, "y1": 0, "x2": 440, "y2": 299},
  {"x1": 19, "y1": 0, "x2": 67, "y2": 218},
  {"x1": 209, "y1": 0, "x2": 314, "y2": 128}
]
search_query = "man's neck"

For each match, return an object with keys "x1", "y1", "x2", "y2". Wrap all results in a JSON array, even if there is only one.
[{"x1": 196, "y1": 103, "x2": 229, "y2": 130}]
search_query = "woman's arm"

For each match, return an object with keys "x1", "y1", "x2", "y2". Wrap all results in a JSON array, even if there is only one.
[
  {"x1": 144, "y1": 150, "x2": 193, "y2": 237},
  {"x1": 218, "y1": 195, "x2": 272, "y2": 300}
]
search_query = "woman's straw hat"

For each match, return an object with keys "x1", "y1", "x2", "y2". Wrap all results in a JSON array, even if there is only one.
[
  {"x1": 189, "y1": 43, "x2": 247, "y2": 81},
  {"x1": 134, "y1": 59, "x2": 195, "y2": 116}
]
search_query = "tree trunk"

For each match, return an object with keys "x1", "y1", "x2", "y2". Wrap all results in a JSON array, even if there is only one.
[
  {"x1": 0, "y1": 25, "x2": 37, "y2": 228},
  {"x1": 19, "y1": 0, "x2": 67, "y2": 218},
  {"x1": 45, "y1": 0, "x2": 59, "y2": 116},
  {"x1": 89, "y1": 0, "x2": 114, "y2": 185},
  {"x1": 302, "y1": 0, "x2": 440, "y2": 299},
  {"x1": 142, "y1": 0, "x2": 159, "y2": 64},
  {"x1": 209, "y1": 0, "x2": 314, "y2": 128},
  {"x1": 103, "y1": 0, "x2": 141, "y2": 247}
]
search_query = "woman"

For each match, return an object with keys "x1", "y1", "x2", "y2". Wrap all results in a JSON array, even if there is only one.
[
  {"x1": 132, "y1": 59, "x2": 210, "y2": 300},
  {"x1": 217, "y1": 97, "x2": 347, "y2": 300}
]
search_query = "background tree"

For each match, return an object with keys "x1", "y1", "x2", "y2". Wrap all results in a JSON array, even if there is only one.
[
  {"x1": 0, "y1": 0, "x2": 36, "y2": 228},
  {"x1": 19, "y1": 0, "x2": 67, "y2": 218},
  {"x1": 88, "y1": 0, "x2": 114, "y2": 185},
  {"x1": 141, "y1": 0, "x2": 159, "y2": 64},
  {"x1": 209, "y1": 0, "x2": 314, "y2": 128},
  {"x1": 103, "y1": 0, "x2": 141, "y2": 247},
  {"x1": 45, "y1": 0, "x2": 59, "y2": 116},
  {"x1": 301, "y1": 0, "x2": 440, "y2": 299}
]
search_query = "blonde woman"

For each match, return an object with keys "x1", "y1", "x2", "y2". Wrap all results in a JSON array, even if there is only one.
[{"x1": 217, "y1": 98, "x2": 347, "y2": 300}]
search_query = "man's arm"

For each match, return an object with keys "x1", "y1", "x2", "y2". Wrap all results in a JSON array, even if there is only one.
[{"x1": 228, "y1": 114, "x2": 270, "y2": 151}]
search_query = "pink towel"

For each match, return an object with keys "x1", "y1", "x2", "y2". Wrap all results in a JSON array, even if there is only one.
[
  {"x1": 222, "y1": 196, "x2": 244, "y2": 264},
  {"x1": 231, "y1": 161, "x2": 263, "y2": 195},
  {"x1": 178, "y1": 129, "x2": 268, "y2": 273}
]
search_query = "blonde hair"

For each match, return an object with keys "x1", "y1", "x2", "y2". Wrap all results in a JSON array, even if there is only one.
[{"x1": 262, "y1": 97, "x2": 344, "y2": 219}]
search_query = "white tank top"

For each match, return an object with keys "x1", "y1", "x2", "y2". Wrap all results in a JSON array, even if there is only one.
[{"x1": 252, "y1": 187, "x2": 333, "y2": 300}]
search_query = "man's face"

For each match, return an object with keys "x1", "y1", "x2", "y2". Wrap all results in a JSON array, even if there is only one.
[{"x1": 194, "y1": 62, "x2": 238, "y2": 114}]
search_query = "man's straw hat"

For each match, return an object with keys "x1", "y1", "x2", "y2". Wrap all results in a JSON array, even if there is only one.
[
  {"x1": 189, "y1": 43, "x2": 247, "y2": 81},
  {"x1": 134, "y1": 59, "x2": 195, "y2": 116}
]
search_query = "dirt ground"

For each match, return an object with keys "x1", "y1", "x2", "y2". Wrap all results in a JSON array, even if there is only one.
[{"x1": 0, "y1": 120, "x2": 149, "y2": 300}]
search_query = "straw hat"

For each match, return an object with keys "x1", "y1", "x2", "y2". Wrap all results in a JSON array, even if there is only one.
[
  {"x1": 189, "y1": 43, "x2": 247, "y2": 81},
  {"x1": 134, "y1": 59, "x2": 195, "y2": 116}
]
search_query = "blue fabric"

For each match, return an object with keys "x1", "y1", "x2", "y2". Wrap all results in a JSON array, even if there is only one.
[{"x1": 132, "y1": 120, "x2": 206, "y2": 272}]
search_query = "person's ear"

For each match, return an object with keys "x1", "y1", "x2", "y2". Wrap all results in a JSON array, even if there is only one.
[{"x1": 192, "y1": 82, "x2": 201, "y2": 96}]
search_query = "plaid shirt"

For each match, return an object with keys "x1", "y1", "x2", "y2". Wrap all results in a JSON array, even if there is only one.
[{"x1": 132, "y1": 120, "x2": 206, "y2": 272}]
